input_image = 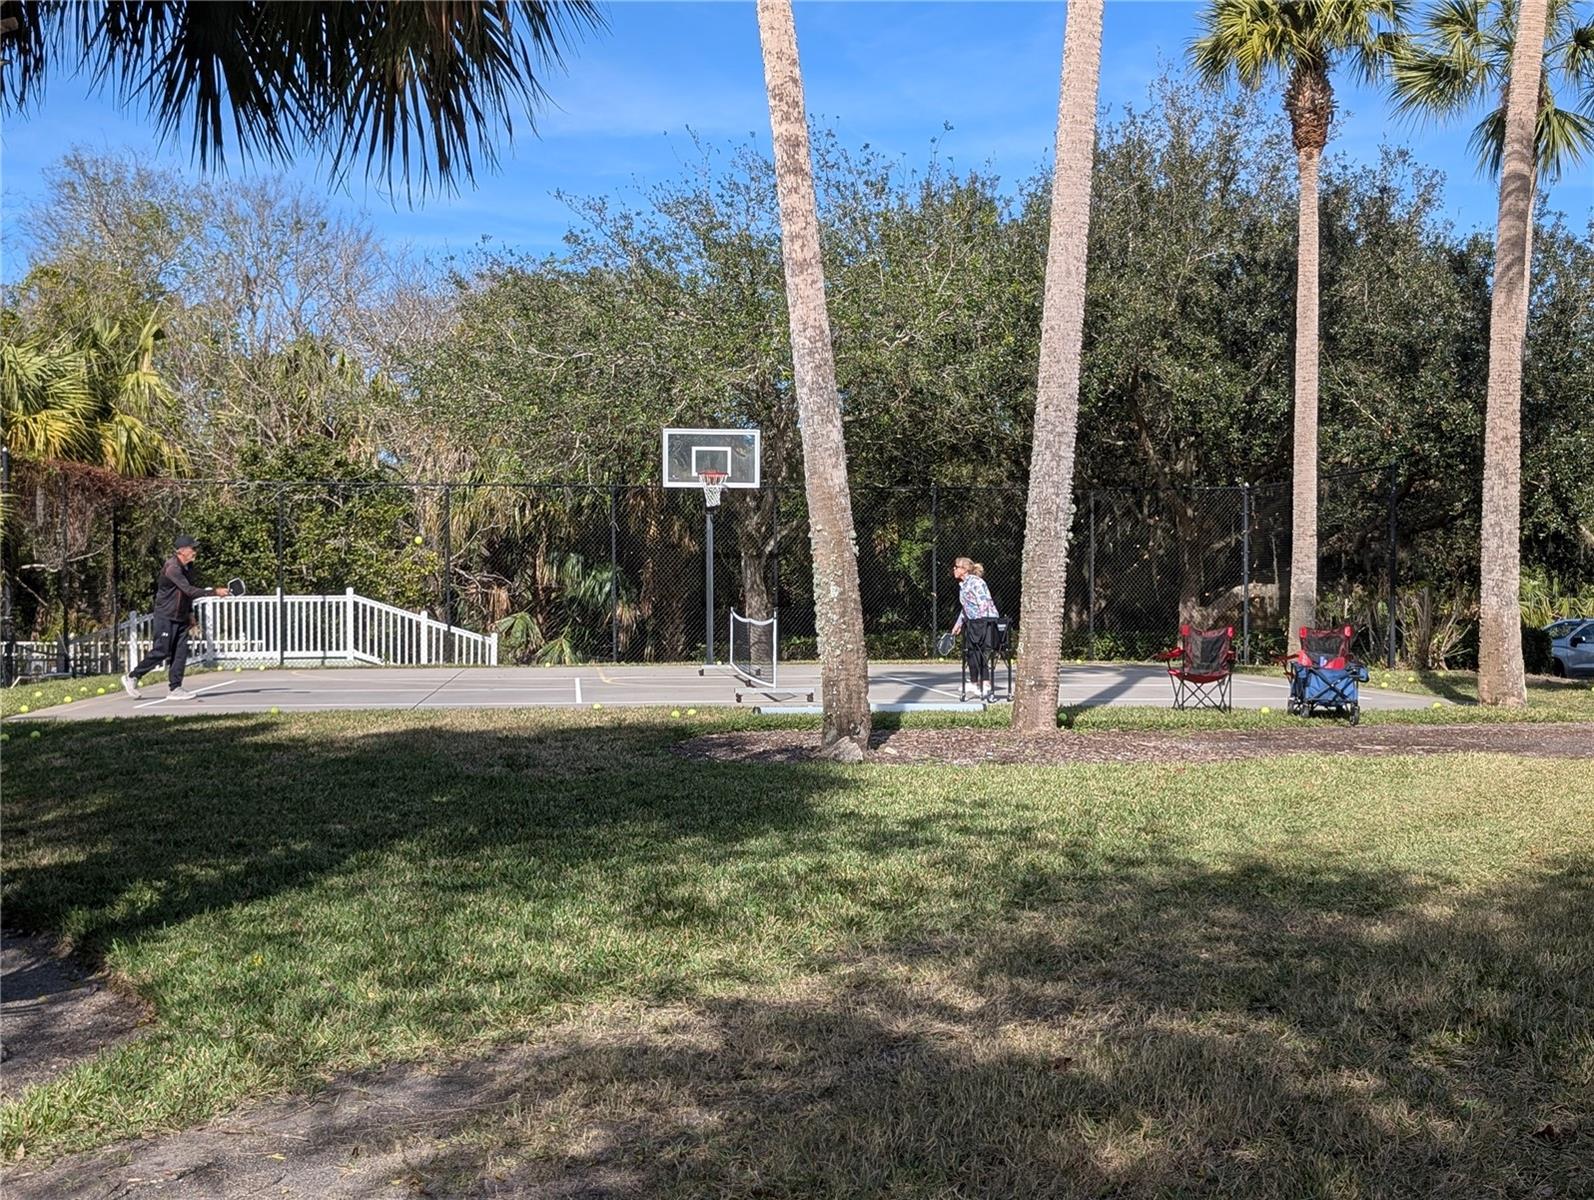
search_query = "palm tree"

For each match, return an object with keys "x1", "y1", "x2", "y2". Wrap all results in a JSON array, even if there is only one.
[
  {"x1": 1471, "y1": 0, "x2": 1552, "y2": 705},
  {"x1": 1011, "y1": 0, "x2": 1106, "y2": 735},
  {"x1": 1391, "y1": 0, "x2": 1593, "y2": 187},
  {"x1": 0, "y1": 1, "x2": 603, "y2": 194},
  {"x1": 754, "y1": 0, "x2": 870, "y2": 758},
  {"x1": 1191, "y1": 0, "x2": 1405, "y2": 655},
  {"x1": 1, "y1": 311, "x2": 182, "y2": 475}
]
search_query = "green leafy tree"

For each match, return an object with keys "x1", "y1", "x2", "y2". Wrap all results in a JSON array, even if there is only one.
[{"x1": 1191, "y1": 0, "x2": 1406, "y2": 651}]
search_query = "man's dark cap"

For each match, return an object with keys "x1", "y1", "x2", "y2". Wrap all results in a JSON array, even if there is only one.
[{"x1": 174, "y1": 535, "x2": 198, "y2": 549}]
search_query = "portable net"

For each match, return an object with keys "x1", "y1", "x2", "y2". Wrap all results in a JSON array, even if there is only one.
[{"x1": 729, "y1": 608, "x2": 777, "y2": 685}]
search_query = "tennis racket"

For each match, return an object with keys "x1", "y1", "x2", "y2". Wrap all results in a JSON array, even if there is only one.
[
  {"x1": 226, "y1": 577, "x2": 247, "y2": 597},
  {"x1": 935, "y1": 630, "x2": 956, "y2": 657}
]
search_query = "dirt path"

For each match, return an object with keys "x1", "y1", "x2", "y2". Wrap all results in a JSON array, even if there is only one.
[
  {"x1": 676, "y1": 721, "x2": 1594, "y2": 766},
  {"x1": 1, "y1": 930, "x2": 148, "y2": 1099}
]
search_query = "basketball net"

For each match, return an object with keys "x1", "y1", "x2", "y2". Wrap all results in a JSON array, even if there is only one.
[{"x1": 700, "y1": 470, "x2": 727, "y2": 509}]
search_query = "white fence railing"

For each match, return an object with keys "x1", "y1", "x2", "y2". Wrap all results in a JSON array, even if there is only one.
[{"x1": 8, "y1": 589, "x2": 497, "y2": 678}]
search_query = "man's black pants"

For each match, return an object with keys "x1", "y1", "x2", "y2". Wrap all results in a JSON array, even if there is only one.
[{"x1": 130, "y1": 619, "x2": 193, "y2": 688}]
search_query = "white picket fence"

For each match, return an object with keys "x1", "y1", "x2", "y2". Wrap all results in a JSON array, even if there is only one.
[{"x1": 10, "y1": 590, "x2": 497, "y2": 678}]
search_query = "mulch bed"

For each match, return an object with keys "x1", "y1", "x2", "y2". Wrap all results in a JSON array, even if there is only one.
[{"x1": 676, "y1": 722, "x2": 1594, "y2": 767}]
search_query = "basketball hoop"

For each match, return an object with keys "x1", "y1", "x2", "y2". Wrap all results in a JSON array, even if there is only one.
[{"x1": 699, "y1": 469, "x2": 727, "y2": 509}]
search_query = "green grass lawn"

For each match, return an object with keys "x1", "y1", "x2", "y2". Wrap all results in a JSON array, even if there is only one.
[
  {"x1": 0, "y1": 675, "x2": 128, "y2": 719},
  {"x1": 2, "y1": 706, "x2": 1591, "y2": 1196}
]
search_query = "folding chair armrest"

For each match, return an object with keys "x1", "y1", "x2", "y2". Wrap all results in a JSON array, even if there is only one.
[{"x1": 1152, "y1": 647, "x2": 1183, "y2": 662}]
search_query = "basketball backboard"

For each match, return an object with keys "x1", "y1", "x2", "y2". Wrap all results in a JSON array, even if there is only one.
[{"x1": 662, "y1": 428, "x2": 761, "y2": 489}]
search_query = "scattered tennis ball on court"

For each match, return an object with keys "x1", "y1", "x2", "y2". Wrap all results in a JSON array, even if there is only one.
[{"x1": 1432, "y1": 701, "x2": 1443, "y2": 709}]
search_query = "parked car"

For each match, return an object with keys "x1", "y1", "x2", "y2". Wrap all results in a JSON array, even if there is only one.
[{"x1": 1545, "y1": 618, "x2": 1594, "y2": 677}]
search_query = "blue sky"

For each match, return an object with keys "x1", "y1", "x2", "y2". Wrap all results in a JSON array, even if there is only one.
[{"x1": 2, "y1": 0, "x2": 1589, "y2": 279}]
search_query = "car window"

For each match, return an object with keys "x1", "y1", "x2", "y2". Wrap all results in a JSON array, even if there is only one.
[{"x1": 1546, "y1": 620, "x2": 1576, "y2": 638}]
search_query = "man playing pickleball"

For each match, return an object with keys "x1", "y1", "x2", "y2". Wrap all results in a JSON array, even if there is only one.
[{"x1": 121, "y1": 535, "x2": 229, "y2": 700}]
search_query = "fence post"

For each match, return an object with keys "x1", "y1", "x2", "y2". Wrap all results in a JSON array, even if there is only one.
[
  {"x1": 1241, "y1": 483, "x2": 1252, "y2": 665},
  {"x1": 109, "y1": 507, "x2": 121, "y2": 673},
  {"x1": 441, "y1": 485, "x2": 453, "y2": 664},
  {"x1": 275, "y1": 490, "x2": 287, "y2": 669},
  {"x1": 929, "y1": 482, "x2": 940, "y2": 650},
  {"x1": 126, "y1": 611, "x2": 138, "y2": 672},
  {"x1": 610, "y1": 485, "x2": 620, "y2": 662},
  {"x1": 1386, "y1": 464, "x2": 1398, "y2": 668},
  {"x1": 1087, "y1": 491, "x2": 1097, "y2": 660},
  {"x1": 419, "y1": 609, "x2": 430, "y2": 665},
  {"x1": 345, "y1": 586, "x2": 356, "y2": 664}
]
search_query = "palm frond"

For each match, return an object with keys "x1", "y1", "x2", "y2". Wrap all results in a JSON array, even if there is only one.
[{"x1": 1, "y1": 2, "x2": 606, "y2": 195}]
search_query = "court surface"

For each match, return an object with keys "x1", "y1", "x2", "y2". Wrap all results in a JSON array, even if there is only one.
[{"x1": 16, "y1": 662, "x2": 1439, "y2": 721}]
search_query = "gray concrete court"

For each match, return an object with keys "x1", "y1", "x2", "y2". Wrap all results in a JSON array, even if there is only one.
[{"x1": 14, "y1": 662, "x2": 1440, "y2": 721}]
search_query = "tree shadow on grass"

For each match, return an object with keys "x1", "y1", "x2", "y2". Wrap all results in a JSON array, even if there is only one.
[{"x1": 8, "y1": 855, "x2": 1589, "y2": 1199}]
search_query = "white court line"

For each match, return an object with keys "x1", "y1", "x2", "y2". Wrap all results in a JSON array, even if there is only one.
[
  {"x1": 134, "y1": 678, "x2": 238, "y2": 709},
  {"x1": 878, "y1": 674, "x2": 967, "y2": 702},
  {"x1": 574, "y1": 677, "x2": 583, "y2": 705}
]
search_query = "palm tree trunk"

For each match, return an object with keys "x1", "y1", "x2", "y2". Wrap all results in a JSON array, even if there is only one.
[
  {"x1": 1286, "y1": 144, "x2": 1321, "y2": 656},
  {"x1": 755, "y1": 0, "x2": 870, "y2": 756},
  {"x1": 1477, "y1": 0, "x2": 1548, "y2": 707},
  {"x1": 1012, "y1": 0, "x2": 1105, "y2": 734}
]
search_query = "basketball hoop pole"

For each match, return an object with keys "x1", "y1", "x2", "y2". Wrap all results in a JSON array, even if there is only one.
[
  {"x1": 704, "y1": 501, "x2": 715, "y2": 667},
  {"x1": 700, "y1": 471, "x2": 727, "y2": 668}
]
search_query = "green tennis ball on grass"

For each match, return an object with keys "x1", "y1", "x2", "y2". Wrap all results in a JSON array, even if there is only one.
[
  {"x1": 592, "y1": 702, "x2": 603, "y2": 710},
  {"x1": 414, "y1": 535, "x2": 424, "y2": 545},
  {"x1": 97, "y1": 687, "x2": 106, "y2": 694},
  {"x1": 30, "y1": 730, "x2": 40, "y2": 739},
  {"x1": 1432, "y1": 701, "x2": 1443, "y2": 709},
  {"x1": 1259, "y1": 706, "x2": 1271, "y2": 715},
  {"x1": 671, "y1": 709, "x2": 681, "y2": 718},
  {"x1": 18, "y1": 705, "x2": 28, "y2": 714},
  {"x1": 63, "y1": 695, "x2": 72, "y2": 703},
  {"x1": 1406, "y1": 675, "x2": 1416, "y2": 683},
  {"x1": 270, "y1": 706, "x2": 280, "y2": 714},
  {"x1": 687, "y1": 708, "x2": 697, "y2": 716},
  {"x1": 32, "y1": 690, "x2": 41, "y2": 698}
]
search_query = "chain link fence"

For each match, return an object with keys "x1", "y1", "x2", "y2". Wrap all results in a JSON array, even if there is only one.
[{"x1": 3, "y1": 455, "x2": 1411, "y2": 681}]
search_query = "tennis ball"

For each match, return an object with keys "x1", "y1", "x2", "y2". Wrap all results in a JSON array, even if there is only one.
[
  {"x1": 1432, "y1": 701, "x2": 1443, "y2": 709},
  {"x1": 32, "y1": 690, "x2": 41, "y2": 698},
  {"x1": 258, "y1": 665, "x2": 267, "y2": 671},
  {"x1": 17, "y1": 705, "x2": 28, "y2": 714},
  {"x1": 686, "y1": 708, "x2": 697, "y2": 716},
  {"x1": 30, "y1": 730, "x2": 40, "y2": 739},
  {"x1": 270, "y1": 706, "x2": 280, "y2": 715},
  {"x1": 97, "y1": 687, "x2": 106, "y2": 695},
  {"x1": 63, "y1": 695, "x2": 72, "y2": 703},
  {"x1": 79, "y1": 686, "x2": 87, "y2": 693},
  {"x1": 592, "y1": 702, "x2": 603, "y2": 710},
  {"x1": 671, "y1": 709, "x2": 681, "y2": 718},
  {"x1": 1407, "y1": 675, "x2": 1416, "y2": 683},
  {"x1": 1259, "y1": 706, "x2": 1271, "y2": 715},
  {"x1": 413, "y1": 535, "x2": 424, "y2": 545}
]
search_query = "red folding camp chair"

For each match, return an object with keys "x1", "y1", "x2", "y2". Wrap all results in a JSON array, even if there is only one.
[{"x1": 1155, "y1": 624, "x2": 1235, "y2": 712}]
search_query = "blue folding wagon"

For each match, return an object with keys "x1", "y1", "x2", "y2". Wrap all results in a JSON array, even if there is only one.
[{"x1": 1286, "y1": 625, "x2": 1369, "y2": 725}]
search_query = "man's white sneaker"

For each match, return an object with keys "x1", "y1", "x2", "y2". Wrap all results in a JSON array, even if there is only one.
[
  {"x1": 167, "y1": 687, "x2": 198, "y2": 701},
  {"x1": 120, "y1": 674, "x2": 139, "y2": 698}
]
